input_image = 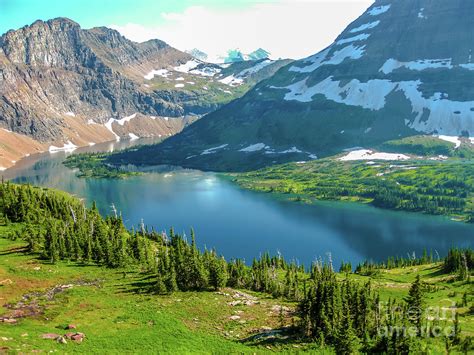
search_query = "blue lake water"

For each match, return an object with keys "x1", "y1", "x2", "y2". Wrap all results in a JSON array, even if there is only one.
[{"x1": 4, "y1": 139, "x2": 473, "y2": 267}]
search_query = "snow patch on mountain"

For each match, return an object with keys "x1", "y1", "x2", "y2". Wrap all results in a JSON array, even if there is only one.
[
  {"x1": 436, "y1": 135, "x2": 461, "y2": 148},
  {"x1": 350, "y1": 20, "x2": 380, "y2": 33},
  {"x1": 129, "y1": 133, "x2": 139, "y2": 141},
  {"x1": 49, "y1": 141, "x2": 78, "y2": 153},
  {"x1": 460, "y1": 63, "x2": 474, "y2": 71},
  {"x1": 368, "y1": 4, "x2": 391, "y2": 16},
  {"x1": 174, "y1": 60, "x2": 201, "y2": 73},
  {"x1": 144, "y1": 69, "x2": 170, "y2": 80},
  {"x1": 418, "y1": 8, "x2": 427, "y2": 19},
  {"x1": 219, "y1": 75, "x2": 244, "y2": 86},
  {"x1": 189, "y1": 66, "x2": 221, "y2": 77},
  {"x1": 339, "y1": 149, "x2": 410, "y2": 161},
  {"x1": 201, "y1": 144, "x2": 228, "y2": 155},
  {"x1": 238, "y1": 59, "x2": 273, "y2": 77},
  {"x1": 278, "y1": 74, "x2": 474, "y2": 136},
  {"x1": 279, "y1": 147, "x2": 303, "y2": 154},
  {"x1": 116, "y1": 113, "x2": 137, "y2": 126},
  {"x1": 336, "y1": 33, "x2": 370, "y2": 46},
  {"x1": 380, "y1": 58, "x2": 453, "y2": 74},
  {"x1": 289, "y1": 45, "x2": 365, "y2": 73},
  {"x1": 397, "y1": 81, "x2": 474, "y2": 136},
  {"x1": 239, "y1": 143, "x2": 268, "y2": 152},
  {"x1": 281, "y1": 76, "x2": 395, "y2": 109}
]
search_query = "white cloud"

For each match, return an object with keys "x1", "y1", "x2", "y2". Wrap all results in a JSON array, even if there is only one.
[{"x1": 110, "y1": 0, "x2": 374, "y2": 62}]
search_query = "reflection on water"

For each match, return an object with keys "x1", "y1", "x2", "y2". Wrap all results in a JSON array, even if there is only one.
[{"x1": 4, "y1": 138, "x2": 473, "y2": 267}]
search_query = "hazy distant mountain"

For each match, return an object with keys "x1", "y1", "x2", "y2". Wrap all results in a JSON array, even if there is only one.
[
  {"x1": 219, "y1": 48, "x2": 271, "y2": 63},
  {"x1": 111, "y1": 0, "x2": 474, "y2": 171},
  {"x1": 185, "y1": 48, "x2": 208, "y2": 61}
]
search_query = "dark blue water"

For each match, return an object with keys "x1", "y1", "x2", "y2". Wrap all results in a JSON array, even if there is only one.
[{"x1": 4, "y1": 139, "x2": 473, "y2": 267}]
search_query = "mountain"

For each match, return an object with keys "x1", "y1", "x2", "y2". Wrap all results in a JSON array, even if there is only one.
[
  {"x1": 185, "y1": 48, "x2": 208, "y2": 61},
  {"x1": 248, "y1": 48, "x2": 271, "y2": 61},
  {"x1": 219, "y1": 48, "x2": 271, "y2": 63},
  {"x1": 110, "y1": 0, "x2": 474, "y2": 171},
  {"x1": 0, "y1": 18, "x2": 289, "y2": 169}
]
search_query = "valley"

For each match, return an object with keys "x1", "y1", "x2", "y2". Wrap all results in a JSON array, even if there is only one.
[
  {"x1": 1, "y1": 0, "x2": 474, "y2": 353},
  {"x1": 0, "y1": 183, "x2": 472, "y2": 353}
]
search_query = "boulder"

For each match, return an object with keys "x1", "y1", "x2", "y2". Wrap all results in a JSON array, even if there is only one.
[{"x1": 56, "y1": 336, "x2": 67, "y2": 344}]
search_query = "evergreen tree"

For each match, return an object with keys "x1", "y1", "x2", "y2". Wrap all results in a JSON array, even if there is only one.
[{"x1": 405, "y1": 275, "x2": 425, "y2": 333}]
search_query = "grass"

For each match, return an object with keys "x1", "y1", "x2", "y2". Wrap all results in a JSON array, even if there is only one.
[
  {"x1": 231, "y1": 158, "x2": 474, "y2": 222},
  {"x1": 0, "y1": 230, "x2": 472, "y2": 353},
  {"x1": 63, "y1": 152, "x2": 143, "y2": 179},
  {"x1": 378, "y1": 135, "x2": 474, "y2": 158}
]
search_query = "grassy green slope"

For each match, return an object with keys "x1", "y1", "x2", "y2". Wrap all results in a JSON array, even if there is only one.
[
  {"x1": 231, "y1": 157, "x2": 474, "y2": 222},
  {"x1": 1, "y1": 234, "x2": 472, "y2": 353}
]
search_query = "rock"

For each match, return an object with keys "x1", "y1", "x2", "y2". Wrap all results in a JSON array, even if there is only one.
[
  {"x1": 66, "y1": 324, "x2": 77, "y2": 330},
  {"x1": 229, "y1": 315, "x2": 241, "y2": 321},
  {"x1": 64, "y1": 332, "x2": 75, "y2": 339},
  {"x1": 41, "y1": 333, "x2": 61, "y2": 339},
  {"x1": 71, "y1": 333, "x2": 85, "y2": 343},
  {"x1": 271, "y1": 305, "x2": 290, "y2": 314},
  {"x1": 228, "y1": 300, "x2": 242, "y2": 306},
  {"x1": 56, "y1": 336, "x2": 67, "y2": 344},
  {"x1": 1, "y1": 318, "x2": 17, "y2": 324},
  {"x1": 244, "y1": 300, "x2": 259, "y2": 306}
]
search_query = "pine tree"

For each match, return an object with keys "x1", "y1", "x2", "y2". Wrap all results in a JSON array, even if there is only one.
[
  {"x1": 405, "y1": 275, "x2": 425, "y2": 333},
  {"x1": 209, "y1": 254, "x2": 228, "y2": 290}
]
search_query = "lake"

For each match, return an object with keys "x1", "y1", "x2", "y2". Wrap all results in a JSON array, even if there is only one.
[{"x1": 3, "y1": 139, "x2": 473, "y2": 268}]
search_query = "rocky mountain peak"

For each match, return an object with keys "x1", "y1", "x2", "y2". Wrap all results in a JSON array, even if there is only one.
[
  {"x1": 117, "y1": 0, "x2": 474, "y2": 171},
  {"x1": 1, "y1": 17, "x2": 85, "y2": 68}
]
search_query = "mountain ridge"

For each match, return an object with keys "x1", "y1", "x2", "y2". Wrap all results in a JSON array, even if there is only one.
[
  {"x1": 0, "y1": 17, "x2": 290, "y2": 170},
  {"x1": 110, "y1": 0, "x2": 474, "y2": 171}
]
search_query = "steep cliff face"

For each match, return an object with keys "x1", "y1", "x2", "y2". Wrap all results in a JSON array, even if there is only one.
[
  {"x1": 115, "y1": 0, "x2": 474, "y2": 171},
  {"x1": 0, "y1": 18, "x2": 289, "y2": 169},
  {"x1": 0, "y1": 18, "x2": 191, "y2": 143}
]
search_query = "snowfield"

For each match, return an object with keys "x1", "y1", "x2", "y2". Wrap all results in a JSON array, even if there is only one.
[
  {"x1": 380, "y1": 58, "x2": 453, "y2": 74},
  {"x1": 105, "y1": 114, "x2": 138, "y2": 140},
  {"x1": 368, "y1": 4, "x2": 391, "y2": 16},
  {"x1": 201, "y1": 144, "x2": 228, "y2": 155},
  {"x1": 49, "y1": 141, "x2": 78, "y2": 153},
  {"x1": 281, "y1": 76, "x2": 394, "y2": 110},
  {"x1": 128, "y1": 133, "x2": 139, "y2": 141},
  {"x1": 277, "y1": 73, "x2": 474, "y2": 136},
  {"x1": 144, "y1": 69, "x2": 170, "y2": 80},
  {"x1": 219, "y1": 75, "x2": 244, "y2": 86},
  {"x1": 239, "y1": 143, "x2": 268, "y2": 152},
  {"x1": 436, "y1": 135, "x2": 461, "y2": 148},
  {"x1": 339, "y1": 149, "x2": 410, "y2": 161},
  {"x1": 174, "y1": 60, "x2": 201, "y2": 73},
  {"x1": 350, "y1": 20, "x2": 380, "y2": 33},
  {"x1": 289, "y1": 44, "x2": 365, "y2": 73},
  {"x1": 336, "y1": 33, "x2": 370, "y2": 46}
]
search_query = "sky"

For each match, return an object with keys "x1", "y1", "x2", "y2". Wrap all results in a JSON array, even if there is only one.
[{"x1": 0, "y1": 0, "x2": 374, "y2": 61}]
